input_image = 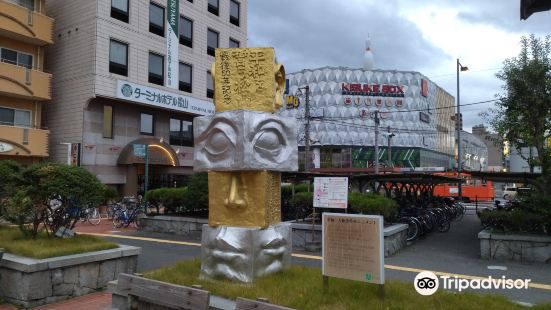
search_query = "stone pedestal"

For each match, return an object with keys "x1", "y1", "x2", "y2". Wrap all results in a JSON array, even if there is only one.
[{"x1": 200, "y1": 223, "x2": 292, "y2": 283}]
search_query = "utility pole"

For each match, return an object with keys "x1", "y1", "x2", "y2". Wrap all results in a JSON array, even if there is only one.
[
  {"x1": 387, "y1": 126, "x2": 395, "y2": 168},
  {"x1": 374, "y1": 111, "x2": 380, "y2": 175},
  {"x1": 304, "y1": 86, "x2": 311, "y2": 172}
]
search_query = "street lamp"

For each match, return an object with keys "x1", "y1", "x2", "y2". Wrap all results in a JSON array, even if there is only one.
[
  {"x1": 457, "y1": 59, "x2": 468, "y2": 201},
  {"x1": 295, "y1": 86, "x2": 311, "y2": 172}
]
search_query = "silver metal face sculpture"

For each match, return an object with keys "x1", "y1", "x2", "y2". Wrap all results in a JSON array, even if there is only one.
[
  {"x1": 193, "y1": 110, "x2": 298, "y2": 172},
  {"x1": 200, "y1": 223, "x2": 292, "y2": 282}
]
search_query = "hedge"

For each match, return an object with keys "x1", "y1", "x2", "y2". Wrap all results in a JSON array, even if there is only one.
[{"x1": 348, "y1": 192, "x2": 398, "y2": 220}]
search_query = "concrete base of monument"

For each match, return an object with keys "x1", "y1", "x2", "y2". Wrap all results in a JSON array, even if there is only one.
[{"x1": 199, "y1": 223, "x2": 292, "y2": 283}]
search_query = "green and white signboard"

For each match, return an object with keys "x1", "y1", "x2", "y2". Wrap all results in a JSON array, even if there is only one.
[{"x1": 166, "y1": 0, "x2": 179, "y2": 89}]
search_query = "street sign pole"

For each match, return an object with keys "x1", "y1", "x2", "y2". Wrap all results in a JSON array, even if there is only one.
[{"x1": 144, "y1": 146, "x2": 149, "y2": 194}]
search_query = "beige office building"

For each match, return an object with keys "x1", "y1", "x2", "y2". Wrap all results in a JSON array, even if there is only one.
[
  {"x1": 0, "y1": 0, "x2": 53, "y2": 165},
  {"x1": 44, "y1": 0, "x2": 247, "y2": 195}
]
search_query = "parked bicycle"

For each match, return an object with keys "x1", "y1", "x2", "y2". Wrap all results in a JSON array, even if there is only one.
[{"x1": 113, "y1": 203, "x2": 146, "y2": 228}]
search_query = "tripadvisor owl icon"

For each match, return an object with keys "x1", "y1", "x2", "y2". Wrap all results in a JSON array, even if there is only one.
[{"x1": 121, "y1": 84, "x2": 133, "y2": 97}]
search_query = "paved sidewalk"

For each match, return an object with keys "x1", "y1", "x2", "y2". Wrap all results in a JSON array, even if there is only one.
[
  {"x1": 73, "y1": 217, "x2": 137, "y2": 235},
  {"x1": 0, "y1": 292, "x2": 111, "y2": 310}
]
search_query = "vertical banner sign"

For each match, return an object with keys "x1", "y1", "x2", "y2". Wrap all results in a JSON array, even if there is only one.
[{"x1": 166, "y1": 0, "x2": 179, "y2": 89}]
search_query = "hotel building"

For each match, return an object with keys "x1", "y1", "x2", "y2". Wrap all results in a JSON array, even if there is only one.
[{"x1": 44, "y1": 0, "x2": 247, "y2": 195}]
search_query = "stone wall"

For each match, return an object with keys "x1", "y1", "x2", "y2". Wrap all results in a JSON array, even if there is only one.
[
  {"x1": 0, "y1": 245, "x2": 140, "y2": 308},
  {"x1": 139, "y1": 216, "x2": 207, "y2": 236},
  {"x1": 290, "y1": 222, "x2": 408, "y2": 257},
  {"x1": 479, "y1": 230, "x2": 551, "y2": 263}
]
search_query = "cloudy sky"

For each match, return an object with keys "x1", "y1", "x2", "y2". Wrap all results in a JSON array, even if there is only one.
[{"x1": 247, "y1": 0, "x2": 550, "y2": 132}]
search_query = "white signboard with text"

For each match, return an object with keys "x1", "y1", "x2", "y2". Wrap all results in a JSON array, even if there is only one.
[
  {"x1": 116, "y1": 80, "x2": 215, "y2": 116},
  {"x1": 313, "y1": 177, "x2": 348, "y2": 209},
  {"x1": 165, "y1": 0, "x2": 179, "y2": 89},
  {"x1": 322, "y1": 213, "x2": 385, "y2": 284}
]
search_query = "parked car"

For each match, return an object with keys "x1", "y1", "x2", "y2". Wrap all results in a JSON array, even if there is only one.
[{"x1": 502, "y1": 186, "x2": 517, "y2": 200}]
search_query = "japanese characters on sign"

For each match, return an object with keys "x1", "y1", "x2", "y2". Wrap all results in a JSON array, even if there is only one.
[
  {"x1": 313, "y1": 177, "x2": 348, "y2": 209},
  {"x1": 116, "y1": 80, "x2": 215, "y2": 116},
  {"x1": 322, "y1": 213, "x2": 385, "y2": 285},
  {"x1": 166, "y1": 0, "x2": 179, "y2": 89},
  {"x1": 214, "y1": 48, "x2": 278, "y2": 112}
]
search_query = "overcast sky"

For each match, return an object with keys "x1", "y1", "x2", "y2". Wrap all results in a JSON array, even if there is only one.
[{"x1": 247, "y1": 0, "x2": 550, "y2": 133}]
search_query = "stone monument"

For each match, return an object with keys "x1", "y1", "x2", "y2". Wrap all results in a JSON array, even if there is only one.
[{"x1": 194, "y1": 48, "x2": 298, "y2": 283}]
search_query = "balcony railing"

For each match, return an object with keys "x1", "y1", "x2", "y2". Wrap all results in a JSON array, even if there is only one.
[
  {"x1": 0, "y1": 124, "x2": 49, "y2": 157},
  {"x1": 0, "y1": 0, "x2": 54, "y2": 45},
  {"x1": 0, "y1": 60, "x2": 52, "y2": 100}
]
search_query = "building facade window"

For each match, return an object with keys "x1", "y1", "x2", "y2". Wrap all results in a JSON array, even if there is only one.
[
  {"x1": 0, "y1": 107, "x2": 31, "y2": 127},
  {"x1": 109, "y1": 40, "x2": 128, "y2": 76},
  {"x1": 103, "y1": 105, "x2": 113, "y2": 138},
  {"x1": 0, "y1": 47, "x2": 33, "y2": 69},
  {"x1": 140, "y1": 112, "x2": 154, "y2": 135},
  {"x1": 229, "y1": 38, "x2": 240, "y2": 48},
  {"x1": 179, "y1": 16, "x2": 193, "y2": 48},
  {"x1": 179, "y1": 62, "x2": 192, "y2": 93},
  {"x1": 149, "y1": 2, "x2": 165, "y2": 37},
  {"x1": 207, "y1": 0, "x2": 219, "y2": 16},
  {"x1": 207, "y1": 71, "x2": 214, "y2": 98},
  {"x1": 230, "y1": 0, "x2": 240, "y2": 26},
  {"x1": 7, "y1": 0, "x2": 34, "y2": 11},
  {"x1": 170, "y1": 118, "x2": 193, "y2": 147},
  {"x1": 111, "y1": 0, "x2": 129, "y2": 23},
  {"x1": 148, "y1": 52, "x2": 164, "y2": 85},
  {"x1": 207, "y1": 29, "x2": 218, "y2": 56}
]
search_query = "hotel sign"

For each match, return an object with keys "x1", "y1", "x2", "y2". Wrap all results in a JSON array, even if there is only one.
[
  {"x1": 116, "y1": 80, "x2": 215, "y2": 116},
  {"x1": 166, "y1": 0, "x2": 179, "y2": 89}
]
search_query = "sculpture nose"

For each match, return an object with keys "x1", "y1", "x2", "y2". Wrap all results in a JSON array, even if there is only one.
[{"x1": 224, "y1": 172, "x2": 247, "y2": 208}]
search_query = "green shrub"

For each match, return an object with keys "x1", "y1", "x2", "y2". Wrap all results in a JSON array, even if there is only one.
[
  {"x1": 3, "y1": 163, "x2": 105, "y2": 239},
  {"x1": 102, "y1": 185, "x2": 119, "y2": 204},
  {"x1": 479, "y1": 208, "x2": 549, "y2": 235},
  {"x1": 0, "y1": 160, "x2": 22, "y2": 218},
  {"x1": 281, "y1": 183, "x2": 311, "y2": 207},
  {"x1": 348, "y1": 193, "x2": 398, "y2": 220},
  {"x1": 183, "y1": 173, "x2": 208, "y2": 211},
  {"x1": 290, "y1": 191, "x2": 313, "y2": 219},
  {"x1": 145, "y1": 187, "x2": 188, "y2": 214}
]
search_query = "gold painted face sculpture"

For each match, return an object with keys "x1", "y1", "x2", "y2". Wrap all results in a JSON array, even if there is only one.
[
  {"x1": 194, "y1": 48, "x2": 297, "y2": 228},
  {"x1": 210, "y1": 48, "x2": 286, "y2": 113}
]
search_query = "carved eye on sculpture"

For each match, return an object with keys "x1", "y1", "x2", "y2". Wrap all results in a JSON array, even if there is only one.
[
  {"x1": 200, "y1": 120, "x2": 237, "y2": 160},
  {"x1": 252, "y1": 120, "x2": 288, "y2": 162}
]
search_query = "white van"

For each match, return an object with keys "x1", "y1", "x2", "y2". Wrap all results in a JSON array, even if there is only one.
[{"x1": 502, "y1": 187, "x2": 517, "y2": 200}]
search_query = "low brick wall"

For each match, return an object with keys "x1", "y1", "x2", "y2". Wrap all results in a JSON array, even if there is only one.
[
  {"x1": 291, "y1": 222, "x2": 408, "y2": 257},
  {"x1": 139, "y1": 216, "x2": 207, "y2": 236},
  {"x1": 479, "y1": 230, "x2": 551, "y2": 263},
  {"x1": 0, "y1": 245, "x2": 140, "y2": 308}
]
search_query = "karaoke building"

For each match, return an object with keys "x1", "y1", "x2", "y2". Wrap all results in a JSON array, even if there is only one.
[{"x1": 279, "y1": 40, "x2": 458, "y2": 171}]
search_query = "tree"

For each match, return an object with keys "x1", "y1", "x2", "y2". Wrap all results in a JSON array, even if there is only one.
[
  {"x1": 3, "y1": 163, "x2": 105, "y2": 239},
  {"x1": 183, "y1": 173, "x2": 208, "y2": 211},
  {"x1": 484, "y1": 34, "x2": 551, "y2": 193}
]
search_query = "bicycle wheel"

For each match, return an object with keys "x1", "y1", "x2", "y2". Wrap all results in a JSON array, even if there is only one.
[
  {"x1": 133, "y1": 210, "x2": 146, "y2": 229},
  {"x1": 113, "y1": 210, "x2": 125, "y2": 228},
  {"x1": 437, "y1": 218, "x2": 451, "y2": 232},
  {"x1": 87, "y1": 208, "x2": 101, "y2": 225},
  {"x1": 398, "y1": 217, "x2": 419, "y2": 241}
]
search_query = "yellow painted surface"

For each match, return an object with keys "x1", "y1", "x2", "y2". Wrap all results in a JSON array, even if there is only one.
[
  {"x1": 208, "y1": 171, "x2": 281, "y2": 228},
  {"x1": 0, "y1": 124, "x2": 49, "y2": 157},
  {"x1": 0, "y1": 61, "x2": 51, "y2": 100},
  {"x1": 0, "y1": 0, "x2": 54, "y2": 45},
  {"x1": 212, "y1": 48, "x2": 285, "y2": 113}
]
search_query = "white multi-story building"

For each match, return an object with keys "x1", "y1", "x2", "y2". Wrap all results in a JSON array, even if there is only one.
[{"x1": 44, "y1": 0, "x2": 247, "y2": 195}]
